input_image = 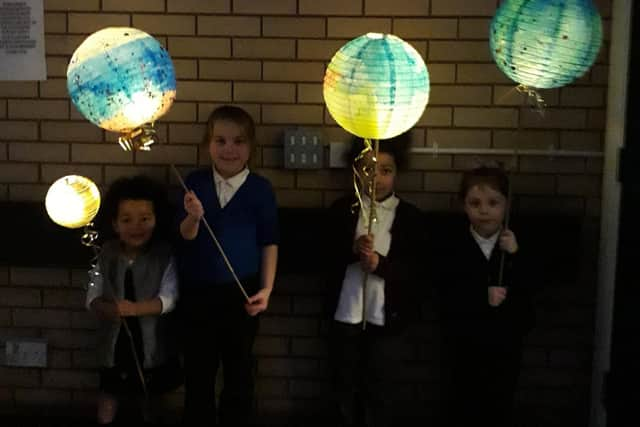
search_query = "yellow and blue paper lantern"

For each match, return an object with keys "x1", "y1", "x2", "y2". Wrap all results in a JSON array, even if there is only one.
[
  {"x1": 67, "y1": 27, "x2": 176, "y2": 133},
  {"x1": 490, "y1": 0, "x2": 602, "y2": 89},
  {"x1": 323, "y1": 33, "x2": 430, "y2": 140},
  {"x1": 45, "y1": 175, "x2": 101, "y2": 229}
]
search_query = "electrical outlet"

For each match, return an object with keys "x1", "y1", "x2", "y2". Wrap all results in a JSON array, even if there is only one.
[
  {"x1": 283, "y1": 128, "x2": 324, "y2": 169},
  {"x1": 5, "y1": 338, "x2": 47, "y2": 368}
]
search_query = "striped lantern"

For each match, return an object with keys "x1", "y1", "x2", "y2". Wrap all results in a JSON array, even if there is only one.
[
  {"x1": 490, "y1": 0, "x2": 602, "y2": 89},
  {"x1": 45, "y1": 175, "x2": 101, "y2": 229},
  {"x1": 323, "y1": 33, "x2": 430, "y2": 140},
  {"x1": 67, "y1": 27, "x2": 176, "y2": 149}
]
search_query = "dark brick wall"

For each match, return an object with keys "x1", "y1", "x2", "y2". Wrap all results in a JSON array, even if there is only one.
[{"x1": 0, "y1": 204, "x2": 599, "y2": 427}]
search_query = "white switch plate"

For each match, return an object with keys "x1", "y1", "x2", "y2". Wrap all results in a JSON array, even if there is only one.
[
  {"x1": 283, "y1": 128, "x2": 324, "y2": 169},
  {"x1": 5, "y1": 338, "x2": 47, "y2": 368}
]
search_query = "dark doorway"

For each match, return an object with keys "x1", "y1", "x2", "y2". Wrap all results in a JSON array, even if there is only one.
[{"x1": 605, "y1": 3, "x2": 640, "y2": 426}]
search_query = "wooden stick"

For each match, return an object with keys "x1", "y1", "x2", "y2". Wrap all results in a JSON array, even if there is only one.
[
  {"x1": 361, "y1": 139, "x2": 379, "y2": 331},
  {"x1": 498, "y1": 90, "x2": 526, "y2": 287},
  {"x1": 170, "y1": 164, "x2": 250, "y2": 302},
  {"x1": 497, "y1": 179, "x2": 513, "y2": 287},
  {"x1": 121, "y1": 319, "x2": 148, "y2": 396}
]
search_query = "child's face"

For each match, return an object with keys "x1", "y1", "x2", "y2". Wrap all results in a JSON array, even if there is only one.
[
  {"x1": 208, "y1": 119, "x2": 251, "y2": 179},
  {"x1": 113, "y1": 199, "x2": 156, "y2": 253},
  {"x1": 361, "y1": 152, "x2": 397, "y2": 201},
  {"x1": 463, "y1": 184, "x2": 507, "y2": 238}
]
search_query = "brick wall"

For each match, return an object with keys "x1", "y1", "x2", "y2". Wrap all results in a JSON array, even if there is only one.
[{"x1": 0, "y1": 0, "x2": 612, "y2": 425}]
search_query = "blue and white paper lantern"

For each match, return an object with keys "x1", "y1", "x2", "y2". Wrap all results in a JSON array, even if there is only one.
[
  {"x1": 490, "y1": 0, "x2": 602, "y2": 89},
  {"x1": 67, "y1": 27, "x2": 176, "y2": 133}
]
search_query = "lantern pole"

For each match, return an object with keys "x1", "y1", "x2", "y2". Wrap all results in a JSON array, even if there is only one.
[
  {"x1": 498, "y1": 91, "x2": 533, "y2": 287},
  {"x1": 170, "y1": 164, "x2": 250, "y2": 303},
  {"x1": 361, "y1": 139, "x2": 379, "y2": 330}
]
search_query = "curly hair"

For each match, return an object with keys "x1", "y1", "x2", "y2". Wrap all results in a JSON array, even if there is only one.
[{"x1": 98, "y1": 175, "x2": 170, "y2": 242}]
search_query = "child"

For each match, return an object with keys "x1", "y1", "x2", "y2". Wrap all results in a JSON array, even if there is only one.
[
  {"x1": 177, "y1": 105, "x2": 279, "y2": 427},
  {"x1": 326, "y1": 132, "x2": 425, "y2": 427},
  {"x1": 436, "y1": 166, "x2": 535, "y2": 427},
  {"x1": 86, "y1": 175, "x2": 181, "y2": 425}
]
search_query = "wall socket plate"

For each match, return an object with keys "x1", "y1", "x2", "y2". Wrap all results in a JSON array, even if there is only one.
[
  {"x1": 5, "y1": 338, "x2": 47, "y2": 368},
  {"x1": 283, "y1": 128, "x2": 324, "y2": 169}
]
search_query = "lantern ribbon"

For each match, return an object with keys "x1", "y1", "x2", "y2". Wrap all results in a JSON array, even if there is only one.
[
  {"x1": 118, "y1": 123, "x2": 157, "y2": 151},
  {"x1": 351, "y1": 139, "x2": 376, "y2": 222},
  {"x1": 516, "y1": 84, "x2": 546, "y2": 116},
  {"x1": 81, "y1": 222, "x2": 100, "y2": 269},
  {"x1": 351, "y1": 138, "x2": 379, "y2": 330}
]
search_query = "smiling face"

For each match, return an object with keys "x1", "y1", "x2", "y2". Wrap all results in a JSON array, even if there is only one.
[
  {"x1": 113, "y1": 199, "x2": 156, "y2": 255},
  {"x1": 208, "y1": 119, "x2": 251, "y2": 179},
  {"x1": 463, "y1": 184, "x2": 507, "y2": 238}
]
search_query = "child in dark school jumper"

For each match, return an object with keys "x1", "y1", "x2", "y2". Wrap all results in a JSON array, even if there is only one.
[
  {"x1": 326, "y1": 132, "x2": 426, "y2": 427},
  {"x1": 436, "y1": 166, "x2": 535, "y2": 427}
]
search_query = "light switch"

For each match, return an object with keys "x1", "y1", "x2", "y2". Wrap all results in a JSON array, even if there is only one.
[{"x1": 283, "y1": 128, "x2": 324, "y2": 169}]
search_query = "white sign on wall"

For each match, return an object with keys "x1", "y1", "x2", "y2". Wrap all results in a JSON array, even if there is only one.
[{"x1": 0, "y1": 0, "x2": 46, "y2": 80}]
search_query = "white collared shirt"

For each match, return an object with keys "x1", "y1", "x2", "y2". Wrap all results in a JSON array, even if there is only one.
[
  {"x1": 213, "y1": 167, "x2": 249, "y2": 208},
  {"x1": 334, "y1": 194, "x2": 400, "y2": 326},
  {"x1": 470, "y1": 225, "x2": 500, "y2": 260}
]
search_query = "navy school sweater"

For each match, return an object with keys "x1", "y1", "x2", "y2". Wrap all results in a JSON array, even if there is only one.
[{"x1": 177, "y1": 168, "x2": 279, "y2": 289}]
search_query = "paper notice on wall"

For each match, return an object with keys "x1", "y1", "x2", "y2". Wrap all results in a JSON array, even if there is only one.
[{"x1": 0, "y1": 0, "x2": 46, "y2": 80}]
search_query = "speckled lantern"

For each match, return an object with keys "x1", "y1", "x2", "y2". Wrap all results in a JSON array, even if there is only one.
[
  {"x1": 67, "y1": 27, "x2": 176, "y2": 149},
  {"x1": 323, "y1": 33, "x2": 430, "y2": 140},
  {"x1": 490, "y1": 0, "x2": 602, "y2": 89}
]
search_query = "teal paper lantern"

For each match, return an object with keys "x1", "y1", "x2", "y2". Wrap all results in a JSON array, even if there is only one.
[
  {"x1": 323, "y1": 33, "x2": 430, "y2": 140},
  {"x1": 490, "y1": 0, "x2": 602, "y2": 89}
]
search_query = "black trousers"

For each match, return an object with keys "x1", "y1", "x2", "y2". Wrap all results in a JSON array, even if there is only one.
[
  {"x1": 180, "y1": 281, "x2": 259, "y2": 427},
  {"x1": 329, "y1": 321, "x2": 402, "y2": 427},
  {"x1": 440, "y1": 324, "x2": 525, "y2": 427}
]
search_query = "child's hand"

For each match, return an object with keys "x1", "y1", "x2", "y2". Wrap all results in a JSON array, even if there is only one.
[
  {"x1": 354, "y1": 234, "x2": 374, "y2": 256},
  {"x1": 360, "y1": 252, "x2": 379, "y2": 273},
  {"x1": 499, "y1": 229, "x2": 518, "y2": 254},
  {"x1": 116, "y1": 299, "x2": 137, "y2": 317},
  {"x1": 245, "y1": 288, "x2": 271, "y2": 317},
  {"x1": 93, "y1": 299, "x2": 120, "y2": 322},
  {"x1": 488, "y1": 286, "x2": 507, "y2": 307},
  {"x1": 184, "y1": 190, "x2": 204, "y2": 220}
]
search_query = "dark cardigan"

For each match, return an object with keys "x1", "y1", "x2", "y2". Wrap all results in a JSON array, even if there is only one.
[
  {"x1": 435, "y1": 225, "x2": 535, "y2": 339},
  {"x1": 325, "y1": 195, "x2": 427, "y2": 332}
]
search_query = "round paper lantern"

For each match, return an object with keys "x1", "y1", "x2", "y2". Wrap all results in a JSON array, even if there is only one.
[
  {"x1": 67, "y1": 27, "x2": 176, "y2": 138},
  {"x1": 490, "y1": 0, "x2": 602, "y2": 89},
  {"x1": 323, "y1": 33, "x2": 430, "y2": 140},
  {"x1": 45, "y1": 175, "x2": 101, "y2": 229}
]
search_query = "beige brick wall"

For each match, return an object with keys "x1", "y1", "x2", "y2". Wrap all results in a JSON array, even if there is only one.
[
  {"x1": 0, "y1": 0, "x2": 611, "y2": 210},
  {"x1": 0, "y1": 2, "x2": 611, "y2": 419}
]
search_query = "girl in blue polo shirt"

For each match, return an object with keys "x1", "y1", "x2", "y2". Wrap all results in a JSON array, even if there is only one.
[{"x1": 177, "y1": 105, "x2": 279, "y2": 427}]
